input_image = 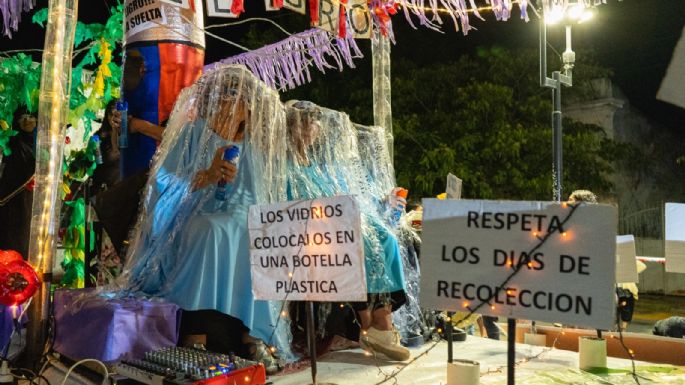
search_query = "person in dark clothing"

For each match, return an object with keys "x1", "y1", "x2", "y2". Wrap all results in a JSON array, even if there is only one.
[
  {"x1": 0, "y1": 107, "x2": 37, "y2": 259},
  {"x1": 91, "y1": 100, "x2": 122, "y2": 196}
]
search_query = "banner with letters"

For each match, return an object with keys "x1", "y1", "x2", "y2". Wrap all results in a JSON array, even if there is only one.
[
  {"x1": 161, "y1": 0, "x2": 190, "y2": 8},
  {"x1": 248, "y1": 195, "x2": 367, "y2": 302},
  {"x1": 420, "y1": 199, "x2": 617, "y2": 330},
  {"x1": 206, "y1": 0, "x2": 238, "y2": 17}
]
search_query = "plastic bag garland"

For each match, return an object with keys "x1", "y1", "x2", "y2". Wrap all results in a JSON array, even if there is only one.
[{"x1": 118, "y1": 65, "x2": 293, "y2": 360}]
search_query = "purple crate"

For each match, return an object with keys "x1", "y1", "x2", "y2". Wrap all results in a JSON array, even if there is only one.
[{"x1": 53, "y1": 289, "x2": 180, "y2": 363}]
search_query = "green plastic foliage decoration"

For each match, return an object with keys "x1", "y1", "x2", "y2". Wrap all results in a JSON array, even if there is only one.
[
  {"x1": 61, "y1": 197, "x2": 86, "y2": 288},
  {"x1": 0, "y1": 2, "x2": 124, "y2": 287},
  {"x1": 0, "y1": 53, "x2": 41, "y2": 155}
]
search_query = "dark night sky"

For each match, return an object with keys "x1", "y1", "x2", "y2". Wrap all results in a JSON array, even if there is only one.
[{"x1": 1, "y1": 0, "x2": 684, "y2": 129}]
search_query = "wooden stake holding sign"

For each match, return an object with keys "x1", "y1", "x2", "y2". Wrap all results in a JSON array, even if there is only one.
[
  {"x1": 248, "y1": 195, "x2": 366, "y2": 385},
  {"x1": 420, "y1": 199, "x2": 618, "y2": 385}
]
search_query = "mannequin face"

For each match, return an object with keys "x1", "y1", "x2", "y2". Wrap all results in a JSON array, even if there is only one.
[
  {"x1": 288, "y1": 111, "x2": 322, "y2": 164},
  {"x1": 211, "y1": 92, "x2": 248, "y2": 142}
]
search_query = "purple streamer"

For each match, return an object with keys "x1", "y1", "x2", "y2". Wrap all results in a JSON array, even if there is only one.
[
  {"x1": 397, "y1": 0, "x2": 528, "y2": 35},
  {"x1": 1, "y1": 0, "x2": 33, "y2": 38},
  {"x1": 205, "y1": 28, "x2": 362, "y2": 91}
]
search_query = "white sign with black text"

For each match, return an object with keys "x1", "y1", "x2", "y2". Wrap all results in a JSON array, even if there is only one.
[
  {"x1": 248, "y1": 195, "x2": 367, "y2": 301},
  {"x1": 665, "y1": 202, "x2": 685, "y2": 273},
  {"x1": 616, "y1": 235, "x2": 638, "y2": 283},
  {"x1": 419, "y1": 199, "x2": 617, "y2": 330}
]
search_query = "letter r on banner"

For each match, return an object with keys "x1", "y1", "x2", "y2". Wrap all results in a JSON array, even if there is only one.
[
  {"x1": 315, "y1": 0, "x2": 339, "y2": 34},
  {"x1": 206, "y1": 0, "x2": 238, "y2": 17}
]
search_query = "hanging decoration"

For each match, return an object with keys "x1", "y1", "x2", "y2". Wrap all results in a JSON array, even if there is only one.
[
  {"x1": 60, "y1": 198, "x2": 87, "y2": 287},
  {"x1": 205, "y1": 28, "x2": 363, "y2": 90},
  {"x1": 0, "y1": 0, "x2": 33, "y2": 37},
  {"x1": 0, "y1": 249, "x2": 40, "y2": 306}
]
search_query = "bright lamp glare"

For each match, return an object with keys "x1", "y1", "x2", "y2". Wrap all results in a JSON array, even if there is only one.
[
  {"x1": 545, "y1": 6, "x2": 565, "y2": 24},
  {"x1": 566, "y1": 4, "x2": 585, "y2": 20},
  {"x1": 579, "y1": 10, "x2": 594, "y2": 23}
]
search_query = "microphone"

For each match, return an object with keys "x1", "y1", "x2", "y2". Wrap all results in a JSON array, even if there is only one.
[{"x1": 215, "y1": 146, "x2": 240, "y2": 201}]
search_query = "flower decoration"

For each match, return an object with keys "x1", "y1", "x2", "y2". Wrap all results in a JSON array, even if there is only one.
[{"x1": 0, "y1": 249, "x2": 40, "y2": 306}]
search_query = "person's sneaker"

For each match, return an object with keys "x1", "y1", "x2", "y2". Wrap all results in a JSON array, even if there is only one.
[{"x1": 360, "y1": 327, "x2": 411, "y2": 361}]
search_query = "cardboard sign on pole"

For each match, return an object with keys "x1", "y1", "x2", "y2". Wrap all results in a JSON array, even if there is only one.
[
  {"x1": 665, "y1": 202, "x2": 685, "y2": 273},
  {"x1": 616, "y1": 235, "x2": 638, "y2": 283},
  {"x1": 446, "y1": 173, "x2": 462, "y2": 200},
  {"x1": 248, "y1": 195, "x2": 366, "y2": 301},
  {"x1": 420, "y1": 199, "x2": 617, "y2": 330}
]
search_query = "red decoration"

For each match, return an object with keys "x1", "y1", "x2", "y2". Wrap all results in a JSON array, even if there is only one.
[
  {"x1": 26, "y1": 178, "x2": 35, "y2": 192},
  {"x1": 273, "y1": 0, "x2": 283, "y2": 8},
  {"x1": 309, "y1": 0, "x2": 319, "y2": 26},
  {"x1": 231, "y1": 0, "x2": 244, "y2": 16},
  {"x1": 0, "y1": 250, "x2": 40, "y2": 306},
  {"x1": 338, "y1": 0, "x2": 348, "y2": 38},
  {"x1": 65, "y1": 136, "x2": 71, "y2": 144}
]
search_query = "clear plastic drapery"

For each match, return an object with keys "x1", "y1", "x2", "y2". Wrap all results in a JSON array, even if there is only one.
[
  {"x1": 117, "y1": 65, "x2": 293, "y2": 361},
  {"x1": 355, "y1": 123, "x2": 428, "y2": 343},
  {"x1": 285, "y1": 101, "x2": 407, "y2": 340}
]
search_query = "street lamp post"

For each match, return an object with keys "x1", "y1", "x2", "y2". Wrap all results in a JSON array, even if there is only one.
[{"x1": 539, "y1": 2, "x2": 593, "y2": 202}]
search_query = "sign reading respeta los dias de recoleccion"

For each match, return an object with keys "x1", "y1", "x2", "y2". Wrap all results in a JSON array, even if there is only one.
[
  {"x1": 248, "y1": 195, "x2": 367, "y2": 302},
  {"x1": 419, "y1": 199, "x2": 617, "y2": 330}
]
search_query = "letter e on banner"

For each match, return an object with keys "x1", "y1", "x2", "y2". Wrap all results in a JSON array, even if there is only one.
[
  {"x1": 315, "y1": 0, "x2": 339, "y2": 34},
  {"x1": 161, "y1": 0, "x2": 190, "y2": 8},
  {"x1": 206, "y1": 0, "x2": 238, "y2": 17},
  {"x1": 283, "y1": 0, "x2": 306, "y2": 14},
  {"x1": 348, "y1": 0, "x2": 371, "y2": 39}
]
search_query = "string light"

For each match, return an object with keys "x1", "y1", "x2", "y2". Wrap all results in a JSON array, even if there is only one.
[{"x1": 462, "y1": 301, "x2": 469, "y2": 308}]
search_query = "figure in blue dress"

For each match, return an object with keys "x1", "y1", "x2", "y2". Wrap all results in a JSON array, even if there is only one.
[
  {"x1": 355, "y1": 123, "x2": 428, "y2": 347},
  {"x1": 284, "y1": 100, "x2": 410, "y2": 361},
  {"x1": 119, "y1": 66, "x2": 293, "y2": 370}
]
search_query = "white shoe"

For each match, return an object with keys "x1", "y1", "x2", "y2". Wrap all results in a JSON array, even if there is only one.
[{"x1": 360, "y1": 327, "x2": 411, "y2": 361}]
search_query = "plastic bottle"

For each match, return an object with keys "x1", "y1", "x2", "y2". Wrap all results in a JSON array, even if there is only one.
[
  {"x1": 391, "y1": 188, "x2": 408, "y2": 225},
  {"x1": 92, "y1": 134, "x2": 103, "y2": 165},
  {"x1": 116, "y1": 100, "x2": 128, "y2": 149},
  {"x1": 215, "y1": 146, "x2": 240, "y2": 201}
]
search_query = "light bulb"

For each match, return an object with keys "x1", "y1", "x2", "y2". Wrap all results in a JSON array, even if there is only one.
[
  {"x1": 579, "y1": 10, "x2": 594, "y2": 23},
  {"x1": 566, "y1": 3, "x2": 584, "y2": 20},
  {"x1": 545, "y1": 5, "x2": 564, "y2": 25}
]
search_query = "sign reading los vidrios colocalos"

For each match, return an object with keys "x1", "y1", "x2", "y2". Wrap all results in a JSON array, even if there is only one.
[
  {"x1": 420, "y1": 199, "x2": 617, "y2": 330},
  {"x1": 248, "y1": 195, "x2": 366, "y2": 302}
]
